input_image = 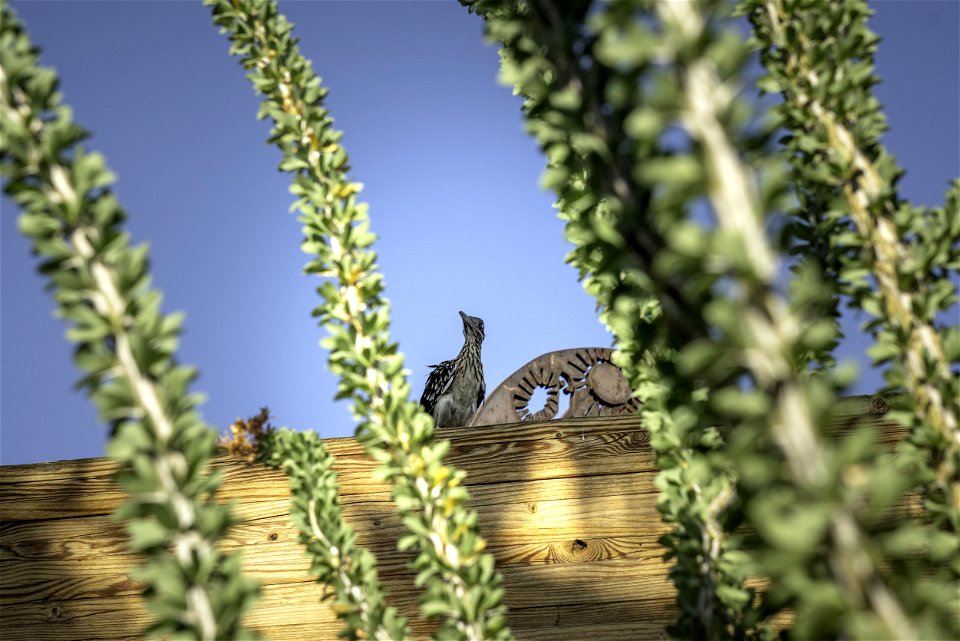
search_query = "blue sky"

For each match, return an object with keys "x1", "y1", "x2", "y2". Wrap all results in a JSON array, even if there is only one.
[{"x1": 2, "y1": 1, "x2": 957, "y2": 465}]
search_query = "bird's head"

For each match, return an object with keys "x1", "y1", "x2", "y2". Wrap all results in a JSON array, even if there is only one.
[{"x1": 459, "y1": 310, "x2": 485, "y2": 344}]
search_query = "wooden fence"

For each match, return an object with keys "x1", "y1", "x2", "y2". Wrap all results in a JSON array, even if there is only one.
[{"x1": 0, "y1": 398, "x2": 902, "y2": 640}]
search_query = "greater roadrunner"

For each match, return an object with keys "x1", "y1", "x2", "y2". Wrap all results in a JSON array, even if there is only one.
[{"x1": 420, "y1": 311, "x2": 485, "y2": 428}]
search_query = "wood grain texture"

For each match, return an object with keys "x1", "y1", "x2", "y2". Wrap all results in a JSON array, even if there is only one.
[{"x1": 0, "y1": 402, "x2": 906, "y2": 640}]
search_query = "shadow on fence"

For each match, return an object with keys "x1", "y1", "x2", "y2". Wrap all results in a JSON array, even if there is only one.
[
  {"x1": 0, "y1": 458, "x2": 144, "y2": 640},
  {"x1": 0, "y1": 399, "x2": 903, "y2": 640}
]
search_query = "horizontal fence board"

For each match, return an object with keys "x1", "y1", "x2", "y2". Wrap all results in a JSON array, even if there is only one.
[
  {"x1": 0, "y1": 399, "x2": 904, "y2": 640},
  {"x1": 507, "y1": 598, "x2": 675, "y2": 641},
  {"x1": 0, "y1": 416, "x2": 653, "y2": 521}
]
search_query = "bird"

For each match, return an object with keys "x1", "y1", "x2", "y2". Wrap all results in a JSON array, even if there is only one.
[{"x1": 420, "y1": 311, "x2": 486, "y2": 428}]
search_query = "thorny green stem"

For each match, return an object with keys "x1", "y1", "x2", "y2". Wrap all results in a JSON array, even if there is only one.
[
  {"x1": 658, "y1": 2, "x2": 916, "y2": 638},
  {"x1": 762, "y1": 0, "x2": 958, "y2": 521}
]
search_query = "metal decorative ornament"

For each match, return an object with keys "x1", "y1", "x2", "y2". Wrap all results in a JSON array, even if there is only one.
[{"x1": 468, "y1": 348, "x2": 640, "y2": 427}]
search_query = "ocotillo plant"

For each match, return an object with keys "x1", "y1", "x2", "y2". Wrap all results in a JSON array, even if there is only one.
[
  {"x1": 206, "y1": 2, "x2": 512, "y2": 640},
  {"x1": 464, "y1": 0, "x2": 958, "y2": 639},
  {"x1": 743, "y1": 0, "x2": 960, "y2": 535},
  {"x1": 262, "y1": 425, "x2": 412, "y2": 641},
  {"x1": 3, "y1": 1, "x2": 958, "y2": 641},
  {"x1": 218, "y1": 409, "x2": 412, "y2": 641},
  {"x1": 0, "y1": 3, "x2": 259, "y2": 639}
]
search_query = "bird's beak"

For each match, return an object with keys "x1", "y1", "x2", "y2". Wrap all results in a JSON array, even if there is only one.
[{"x1": 459, "y1": 310, "x2": 477, "y2": 332}]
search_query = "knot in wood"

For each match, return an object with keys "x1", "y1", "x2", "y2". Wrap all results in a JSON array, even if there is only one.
[
  {"x1": 627, "y1": 430, "x2": 647, "y2": 449},
  {"x1": 527, "y1": 502, "x2": 538, "y2": 514},
  {"x1": 268, "y1": 532, "x2": 279, "y2": 541},
  {"x1": 571, "y1": 539, "x2": 588, "y2": 553},
  {"x1": 45, "y1": 603, "x2": 63, "y2": 621},
  {"x1": 869, "y1": 395, "x2": 889, "y2": 415}
]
